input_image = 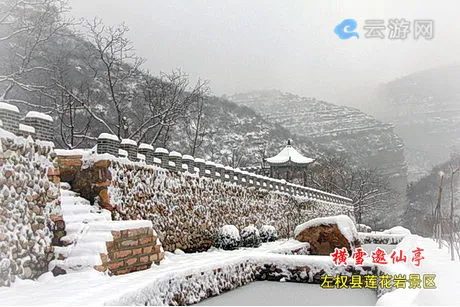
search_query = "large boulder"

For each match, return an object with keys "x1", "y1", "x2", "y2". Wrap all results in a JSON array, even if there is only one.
[{"x1": 294, "y1": 215, "x2": 360, "y2": 255}]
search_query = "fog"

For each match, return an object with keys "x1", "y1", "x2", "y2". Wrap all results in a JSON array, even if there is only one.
[{"x1": 68, "y1": 0, "x2": 460, "y2": 106}]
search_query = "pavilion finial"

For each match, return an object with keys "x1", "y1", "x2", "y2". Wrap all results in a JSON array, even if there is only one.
[{"x1": 287, "y1": 139, "x2": 292, "y2": 146}]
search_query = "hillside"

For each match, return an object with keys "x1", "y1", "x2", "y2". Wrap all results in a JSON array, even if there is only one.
[
  {"x1": 370, "y1": 65, "x2": 460, "y2": 182},
  {"x1": 229, "y1": 90, "x2": 408, "y2": 194}
]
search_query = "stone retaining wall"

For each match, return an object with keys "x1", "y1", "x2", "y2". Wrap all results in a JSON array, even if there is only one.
[
  {"x1": 56, "y1": 154, "x2": 354, "y2": 253},
  {"x1": 0, "y1": 130, "x2": 60, "y2": 286}
]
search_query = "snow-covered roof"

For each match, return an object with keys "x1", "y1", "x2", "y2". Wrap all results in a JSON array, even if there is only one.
[
  {"x1": 266, "y1": 142, "x2": 314, "y2": 165},
  {"x1": 215, "y1": 163, "x2": 224, "y2": 168},
  {"x1": 25, "y1": 111, "x2": 53, "y2": 122},
  {"x1": 153, "y1": 157, "x2": 161, "y2": 164},
  {"x1": 154, "y1": 147, "x2": 169, "y2": 154},
  {"x1": 139, "y1": 143, "x2": 154, "y2": 150},
  {"x1": 19, "y1": 124, "x2": 35, "y2": 134},
  {"x1": 121, "y1": 138, "x2": 137, "y2": 146},
  {"x1": 169, "y1": 151, "x2": 182, "y2": 157},
  {"x1": 194, "y1": 158, "x2": 205, "y2": 163},
  {"x1": 205, "y1": 161, "x2": 216, "y2": 166},
  {"x1": 0, "y1": 102, "x2": 19, "y2": 113},
  {"x1": 168, "y1": 161, "x2": 176, "y2": 167},
  {"x1": 137, "y1": 153, "x2": 146, "y2": 160},
  {"x1": 98, "y1": 133, "x2": 119, "y2": 142}
]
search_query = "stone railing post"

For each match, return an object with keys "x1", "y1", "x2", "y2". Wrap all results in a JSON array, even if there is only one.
[
  {"x1": 182, "y1": 155, "x2": 195, "y2": 173},
  {"x1": 194, "y1": 158, "x2": 206, "y2": 176},
  {"x1": 224, "y1": 166, "x2": 234, "y2": 182},
  {"x1": 153, "y1": 148, "x2": 169, "y2": 169},
  {"x1": 120, "y1": 139, "x2": 138, "y2": 161},
  {"x1": 24, "y1": 111, "x2": 53, "y2": 141},
  {"x1": 215, "y1": 164, "x2": 225, "y2": 180},
  {"x1": 97, "y1": 133, "x2": 120, "y2": 156},
  {"x1": 17, "y1": 124, "x2": 35, "y2": 139},
  {"x1": 204, "y1": 161, "x2": 216, "y2": 178},
  {"x1": 0, "y1": 102, "x2": 20, "y2": 135},
  {"x1": 169, "y1": 151, "x2": 182, "y2": 172},
  {"x1": 138, "y1": 143, "x2": 154, "y2": 164}
]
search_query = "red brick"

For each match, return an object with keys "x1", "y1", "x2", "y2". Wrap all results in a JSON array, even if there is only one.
[
  {"x1": 107, "y1": 261, "x2": 124, "y2": 271},
  {"x1": 139, "y1": 256, "x2": 149, "y2": 263},
  {"x1": 120, "y1": 239, "x2": 138, "y2": 247},
  {"x1": 142, "y1": 246, "x2": 153, "y2": 254},
  {"x1": 132, "y1": 248, "x2": 143, "y2": 255},
  {"x1": 111, "y1": 231, "x2": 121, "y2": 240},
  {"x1": 154, "y1": 245, "x2": 162, "y2": 253},
  {"x1": 114, "y1": 269, "x2": 130, "y2": 275},
  {"x1": 139, "y1": 237, "x2": 152, "y2": 245},
  {"x1": 114, "y1": 250, "x2": 132, "y2": 259},
  {"x1": 47, "y1": 168, "x2": 60, "y2": 176},
  {"x1": 106, "y1": 241, "x2": 114, "y2": 251},
  {"x1": 93, "y1": 265, "x2": 107, "y2": 272},
  {"x1": 149, "y1": 254, "x2": 159, "y2": 262},
  {"x1": 126, "y1": 257, "x2": 138, "y2": 266}
]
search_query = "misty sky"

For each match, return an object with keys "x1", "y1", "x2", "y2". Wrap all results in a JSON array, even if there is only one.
[{"x1": 68, "y1": 0, "x2": 460, "y2": 106}]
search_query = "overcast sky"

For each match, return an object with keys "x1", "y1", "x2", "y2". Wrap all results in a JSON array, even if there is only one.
[{"x1": 67, "y1": 0, "x2": 460, "y2": 106}]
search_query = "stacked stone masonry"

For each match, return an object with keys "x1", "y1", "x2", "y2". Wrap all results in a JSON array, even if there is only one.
[
  {"x1": 57, "y1": 153, "x2": 354, "y2": 253},
  {"x1": 0, "y1": 132, "x2": 60, "y2": 286}
]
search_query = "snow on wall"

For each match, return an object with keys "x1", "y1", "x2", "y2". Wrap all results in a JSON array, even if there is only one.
[
  {"x1": 104, "y1": 158, "x2": 353, "y2": 252},
  {"x1": 0, "y1": 129, "x2": 60, "y2": 286}
]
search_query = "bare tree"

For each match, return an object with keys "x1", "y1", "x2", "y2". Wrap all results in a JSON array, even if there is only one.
[
  {"x1": 134, "y1": 70, "x2": 207, "y2": 145},
  {"x1": 83, "y1": 18, "x2": 144, "y2": 138},
  {"x1": 0, "y1": 0, "x2": 72, "y2": 109},
  {"x1": 448, "y1": 154, "x2": 460, "y2": 260}
]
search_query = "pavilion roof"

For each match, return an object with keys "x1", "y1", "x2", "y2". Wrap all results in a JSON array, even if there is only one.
[{"x1": 266, "y1": 141, "x2": 314, "y2": 165}]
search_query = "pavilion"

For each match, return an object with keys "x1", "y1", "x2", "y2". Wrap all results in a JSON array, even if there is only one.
[{"x1": 265, "y1": 139, "x2": 315, "y2": 185}]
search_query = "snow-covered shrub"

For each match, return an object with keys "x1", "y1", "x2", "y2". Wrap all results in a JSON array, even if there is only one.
[
  {"x1": 382, "y1": 226, "x2": 411, "y2": 235},
  {"x1": 259, "y1": 225, "x2": 278, "y2": 242},
  {"x1": 214, "y1": 225, "x2": 241, "y2": 250},
  {"x1": 357, "y1": 223, "x2": 372, "y2": 233},
  {"x1": 240, "y1": 225, "x2": 261, "y2": 247}
]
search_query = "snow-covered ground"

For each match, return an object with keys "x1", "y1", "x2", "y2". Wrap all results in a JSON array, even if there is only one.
[{"x1": 0, "y1": 233, "x2": 458, "y2": 306}]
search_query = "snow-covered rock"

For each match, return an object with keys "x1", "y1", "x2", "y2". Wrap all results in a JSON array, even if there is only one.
[{"x1": 294, "y1": 215, "x2": 360, "y2": 255}]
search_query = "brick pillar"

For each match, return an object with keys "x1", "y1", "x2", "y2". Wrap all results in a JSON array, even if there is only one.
[
  {"x1": 223, "y1": 166, "x2": 234, "y2": 182},
  {"x1": 138, "y1": 143, "x2": 154, "y2": 164},
  {"x1": 215, "y1": 163, "x2": 225, "y2": 180},
  {"x1": 233, "y1": 168, "x2": 242, "y2": 184},
  {"x1": 153, "y1": 148, "x2": 169, "y2": 169},
  {"x1": 169, "y1": 151, "x2": 182, "y2": 172},
  {"x1": 17, "y1": 123, "x2": 35, "y2": 139},
  {"x1": 24, "y1": 111, "x2": 53, "y2": 141},
  {"x1": 97, "y1": 133, "x2": 120, "y2": 156},
  {"x1": 0, "y1": 102, "x2": 20, "y2": 134},
  {"x1": 194, "y1": 158, "x2": 205, "y2": 176},
  {"x1": 182, "y1": 155, "x2": 195, "y2": 173},
  {"x1": 120, "y1": 139, "x2": 138, "y2": 161},
  {"x1": 205, "y1": 161, "x2": 216, "y2": 179}
]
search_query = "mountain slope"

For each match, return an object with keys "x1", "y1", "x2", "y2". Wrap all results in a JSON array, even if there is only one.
[
  {"x1": 374, "y1": 65, "x2": 460, "y2": 182},
  {"x1": 228, "y1": 90, "x2": 408, "y2": 194}
]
